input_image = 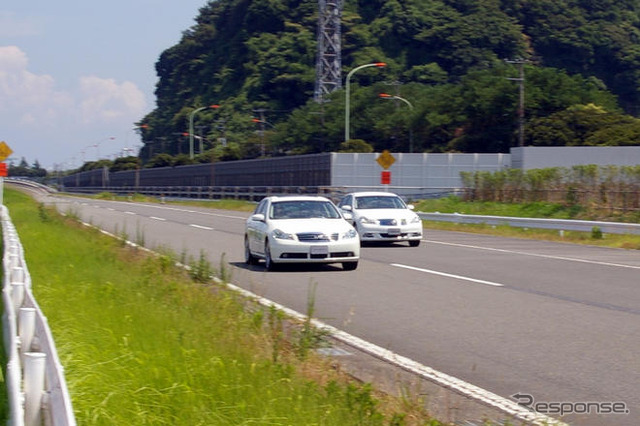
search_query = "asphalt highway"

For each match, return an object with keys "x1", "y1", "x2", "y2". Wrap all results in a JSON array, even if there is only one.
[{"x1": 35, "y1": 193, "x2": 640, "y2": 425}]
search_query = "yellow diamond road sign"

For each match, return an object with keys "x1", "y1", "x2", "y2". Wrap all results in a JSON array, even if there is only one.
[
  {"x1": 376, "y1": 150, "x2": 395, "y2": 170},
  {"x1": 0, "y1": 141, "x2": 13, "y2": 162}
]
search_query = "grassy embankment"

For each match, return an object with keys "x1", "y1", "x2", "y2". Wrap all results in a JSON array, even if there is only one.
[
  {"x1": 414, "y1": 196, "x2": 640, "y2": 250},
  {"x1": 2, "y1": 188, "x2": 436, "y2": 425}
]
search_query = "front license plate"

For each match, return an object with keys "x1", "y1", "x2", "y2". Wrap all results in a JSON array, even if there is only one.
[
  {"x1": 387, "y1": 228, "x2": 401, "y2": 236},
  {"x1": 310, "y1": 245, "x2": 329, "y2": 255}
]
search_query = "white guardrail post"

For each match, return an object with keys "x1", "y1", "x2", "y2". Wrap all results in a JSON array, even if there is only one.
[{"x1": 1, "y1": 205, "x2": 76, "y2": 426}]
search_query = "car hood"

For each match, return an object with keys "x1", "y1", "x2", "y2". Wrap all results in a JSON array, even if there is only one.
[
  {"x1": 355, "y1": 209, "x2": 418, "y2": 220},
  {"x1": 270, "y1": 218, "x2": 354, "y2": 234}
]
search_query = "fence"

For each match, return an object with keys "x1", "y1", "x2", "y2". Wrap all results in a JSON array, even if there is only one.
[{"x1": 2, "y1": 205, "x2": 76, "y2": 426}]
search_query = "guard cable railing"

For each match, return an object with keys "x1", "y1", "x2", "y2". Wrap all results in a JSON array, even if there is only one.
[{"x1": 2, "y1": 205, "x2": 76, "y2": 426}]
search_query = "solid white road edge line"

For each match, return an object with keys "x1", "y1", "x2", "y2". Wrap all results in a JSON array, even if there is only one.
[
  {"x1": 223, "y1": 280, "x2": 563, "y2": 426},
  {"x1": 392, "y1": 263, "x2": 504, "y2": 287}
]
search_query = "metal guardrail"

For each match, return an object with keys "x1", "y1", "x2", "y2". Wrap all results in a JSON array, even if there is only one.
[
  {"x1": 418, "y1": 212, "x2": 640, "y2": 235},
  {"x1": 57, "y1": 185, "x2": 460, "y2": 202},
  {"x1": 2, "y1": 205, "x2": 76, "y2": 426}
]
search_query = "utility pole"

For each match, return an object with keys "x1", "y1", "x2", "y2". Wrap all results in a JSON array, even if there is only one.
[
  {"x1": 253, "y1": 108, "x2": 267, "y2": 157},
  {"x1": 506, "y1": 59, "x2": 529, "y2": 147},
  {"x1": 314, "y1": 0, "x2": 343, "y2": 103}
]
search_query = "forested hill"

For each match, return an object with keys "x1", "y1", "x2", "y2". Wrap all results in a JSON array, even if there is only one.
[{"x1": 136, "y1": 0, "x2": 640, "y2": 164}]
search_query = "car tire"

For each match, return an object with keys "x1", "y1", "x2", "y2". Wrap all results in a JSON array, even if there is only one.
[
  {"x1": 244, "y1": 235, "x2": 257, "y2": 265},
  {"x1": 409, "y1": 240, "x2": 421, "y2": 247},
  {"x1": 264, "y1": 240, "x2": 277, "y2": 271},
  {"x1": 342, "y1": 261, "x2": 358, "y2": 271}
]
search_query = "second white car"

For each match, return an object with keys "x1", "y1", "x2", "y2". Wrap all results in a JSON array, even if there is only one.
[{"x1": 338, "y1": 192, "x2": 423, "y2": 246}]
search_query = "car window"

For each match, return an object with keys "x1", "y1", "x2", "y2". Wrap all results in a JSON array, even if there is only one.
[
  {"x1": 254, "y1": 199, "x2": 267, "y2": 215},
  {"x1": 270, "y1": 201, "x2": 341, "y2": 219},
  {"x1": 355, "y1": 196, "x2": 406, "y2": 209},
  {"x1": 338, "y1": 195, "x2": 352, "y2": 208}
]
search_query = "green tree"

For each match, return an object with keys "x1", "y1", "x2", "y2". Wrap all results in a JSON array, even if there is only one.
[
  {"x1": 110, "y1": 156, "x2": 141, "y2": 172},
  {"x1": 145, "y1": 154, "x2": 174, "y2": 168},
  {"x1": 338, "y1": 139, "x2": 374, "y2": 153}
]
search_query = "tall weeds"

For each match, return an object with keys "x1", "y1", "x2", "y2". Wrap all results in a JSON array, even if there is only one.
[{"x1": 461, "y1": 165, "x2": 640, "y2": 215}]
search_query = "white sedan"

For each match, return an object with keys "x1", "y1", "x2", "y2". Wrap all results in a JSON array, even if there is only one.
[
  {"x1": 244, "y1": 196, "x2": 360, "y2": 271},
  {"x1": 338, "y1": 192, "x2": 423, "y2": 247}
]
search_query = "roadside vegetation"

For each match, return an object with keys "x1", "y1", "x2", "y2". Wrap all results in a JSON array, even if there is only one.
[
  {"x1": 415, "y1": 196, "x2": 640, "y2": 250},
  {"x1": 413, "y1": 165, "x2": 640, "y2": 250},
  {"x1": 3, "y1": 188, "x2": 436, "y2": 425}
]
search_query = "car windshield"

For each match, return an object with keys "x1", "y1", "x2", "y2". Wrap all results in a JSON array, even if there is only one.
[
  {"x1": 355, "y1": 196, "x2": 406, "y2": 209},
  {"x1": 270, "y1": 200, "x2": 341, "y2": 219}
]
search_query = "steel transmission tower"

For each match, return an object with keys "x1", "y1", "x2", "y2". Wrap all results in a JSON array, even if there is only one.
[{"x1": 314, "y1": 0, "x2": 343, "y2": 103}]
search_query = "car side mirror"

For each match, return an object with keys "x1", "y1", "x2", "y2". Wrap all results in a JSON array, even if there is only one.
[
  {"x1": 341, "y1": 205, "x2": 352, "y2": 212},
  {"x1": 342, "y1": 212, "x2": 353, "y2": 221},
  {"x1": 250, "y1": 213, "x2": 266, "y2": 222},
  {"x1": 407, "y1": 204, "x2": 415, "y2": 210}
]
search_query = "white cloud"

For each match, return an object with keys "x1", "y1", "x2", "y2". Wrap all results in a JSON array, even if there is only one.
[
  {"x1": 0, "y1": 45, "x2": 147, "y2": 127},
  {"x1": 0, "y1": 45, "x2": 148, "y2": 168},
  {"x1": 0, "y1": 45, "x2": 73, "y2": 125},
  {"x1": 79, "y1": 76, "x2": 147, "y2": 124}
]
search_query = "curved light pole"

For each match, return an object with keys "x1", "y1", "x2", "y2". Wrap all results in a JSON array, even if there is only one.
[
  {"x1": 344, "y1": 62, "x2": 386, "y2": 142},
  {"x1": 189, "y1": 104, "x2": 219, "y2": 159},
  {"x1": 379, "y1": 93, "x2": 414, "y2": 153}
]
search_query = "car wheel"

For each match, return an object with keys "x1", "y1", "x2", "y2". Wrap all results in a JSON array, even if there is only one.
[
  {"x1": 409, "y1": 240, "x2": 421, "y2": 247},
  {"x1": 342, "y1": 261, "x2": 358, "y2": 271},
  {"x1": 264, "y1": 240, "x2": 277, "y2": 271},
  {"x1": 244, "y1": 235, "x2": 257, "y2": 265}
]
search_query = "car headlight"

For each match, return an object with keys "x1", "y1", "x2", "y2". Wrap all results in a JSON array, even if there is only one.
[
  {"x1": 359, "y1": 216, "x2": 377, "y2": 225},
  {"x1": 272, "y1": 229, "x2": 294, "y2": 240},
  {"x1": 342, "y1": 229, "x2": 358, "y2": 239},
  {"x1": 410, "y1": 215, "x2": 421, "y2": 224}
]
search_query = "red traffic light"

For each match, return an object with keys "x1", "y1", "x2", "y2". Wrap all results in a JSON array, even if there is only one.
[
  {"x1": 375, "y1": 62, "x2": 387, "y2": 67},
  {"x1": 209, "y1": 104, "x2": 220, "y2": 109},
  {"x1": 379, "y1": 93, "x2": 392, "y2": 98}
]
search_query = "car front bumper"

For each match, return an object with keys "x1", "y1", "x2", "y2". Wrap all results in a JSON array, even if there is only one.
[
  {"x1": 358, "y1": 224, "x2": 423, "y2": 242},
  {"x1": 270, "y1": 239, "x2": 360, "y2": 263}
]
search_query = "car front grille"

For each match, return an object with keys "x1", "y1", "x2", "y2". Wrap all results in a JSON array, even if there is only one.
[
  {"x1": 297, "y1": 232, "x2": 338, "y2": 242},
  {"x1": 379, "y1": 219, "x2": 397, "y2": 226}
]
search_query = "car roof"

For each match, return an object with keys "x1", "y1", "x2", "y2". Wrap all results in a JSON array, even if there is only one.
[
  {"x1": 266, "y1": 195, "x2": 332, "y2": 202},
  {"x1": 348, "y1": 191, "x2": 399, "y2": 197}
]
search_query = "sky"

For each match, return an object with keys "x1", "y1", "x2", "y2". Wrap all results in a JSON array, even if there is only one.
[{"x1": 1, "y1": 0, "x2": 209, "y2": 170}]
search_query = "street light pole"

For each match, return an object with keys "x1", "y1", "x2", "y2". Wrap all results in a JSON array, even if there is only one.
[
  {"x1": 344, "y1": 62, "x2": 386, "y2": 142},
  {"x1": 379, "y1": 93, "x2": 414, "y2": 153},
  {"x1": 506, "y1": 59, "x2": 528, "y2": 147},
  {"x1": 188, "y1": 104, "x2": 219, "y2": 159}
]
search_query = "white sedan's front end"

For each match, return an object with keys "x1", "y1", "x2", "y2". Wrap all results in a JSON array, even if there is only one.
[
  {"x1": 356, "y1": 209, "x2": 423, "y2": 244},
  {"x1": 268, "y1": 219, "x2": 360, "y2": 264}
]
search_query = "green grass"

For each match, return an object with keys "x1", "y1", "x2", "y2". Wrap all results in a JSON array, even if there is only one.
[
  {"x1": 414, "y1": 196, "x2": 588, "y2": 219},
  {"x1": 415, "y1": 196, "x2": 640, "y2": 250},
  {"x1": 4, "y1": 188, "x2": 435, "y2": 425}
]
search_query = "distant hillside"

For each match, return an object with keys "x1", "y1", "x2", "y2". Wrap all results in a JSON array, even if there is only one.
[{"x1": 136, "y1": 0, "x2": 640, "y2": 163}]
